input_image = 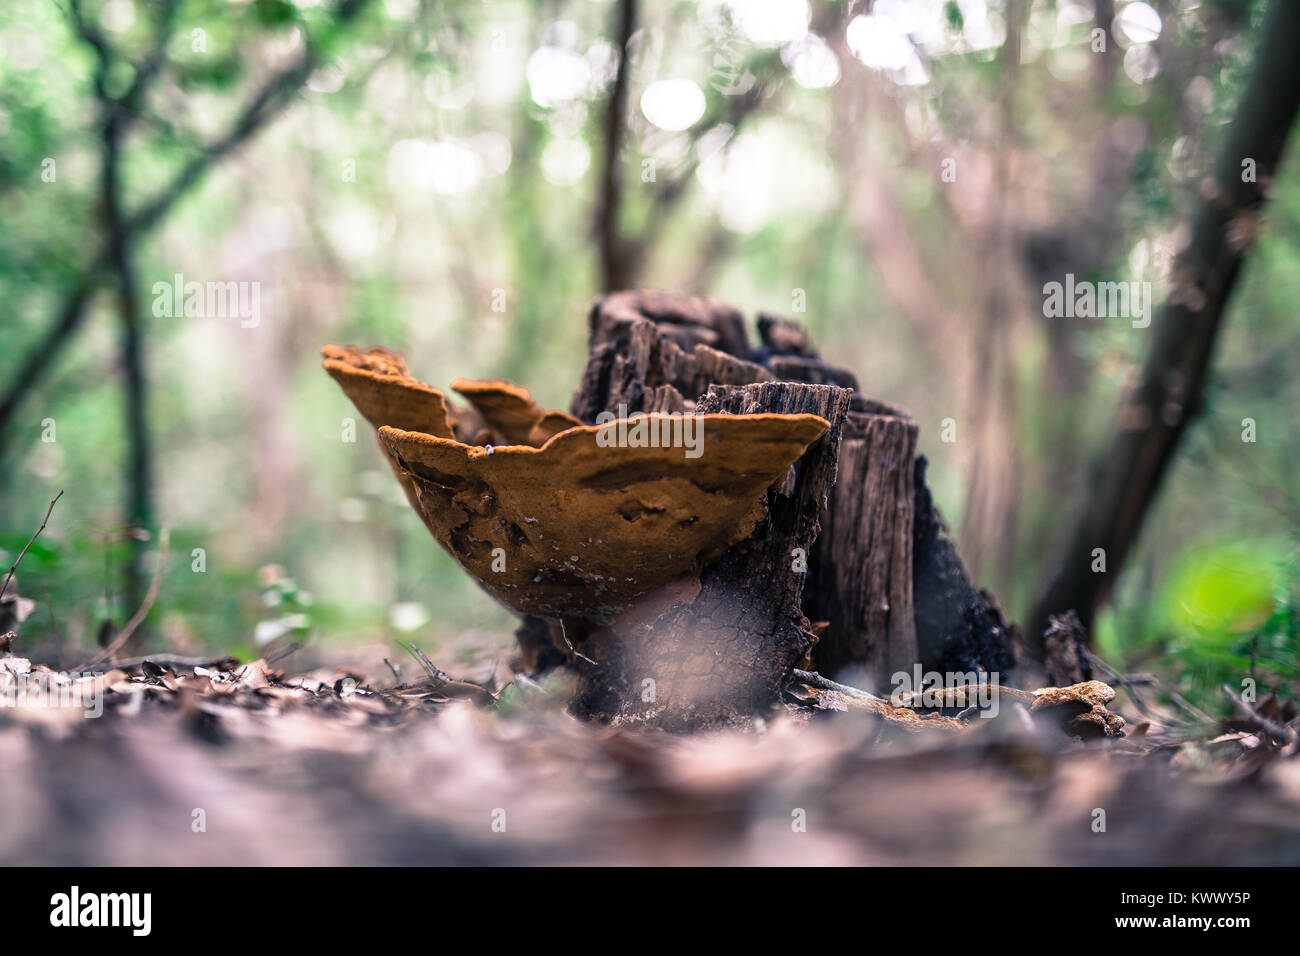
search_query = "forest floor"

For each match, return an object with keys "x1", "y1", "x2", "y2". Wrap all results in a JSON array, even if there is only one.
[{"x1": 2, "y1": 645, "x2": 1299, "y2": 866}]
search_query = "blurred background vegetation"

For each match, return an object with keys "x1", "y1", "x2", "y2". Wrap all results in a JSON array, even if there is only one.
[{"x1": 0, "y1": 0, "x2": 1295, "y2": 711}]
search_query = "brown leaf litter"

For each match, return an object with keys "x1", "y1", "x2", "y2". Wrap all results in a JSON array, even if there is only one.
[{"x1": 2, "y1": 652, "x2": 1297, "y2": 865}]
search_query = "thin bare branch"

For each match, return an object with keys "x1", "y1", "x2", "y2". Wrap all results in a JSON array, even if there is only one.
[
  {"x1": 0, "y1": 0, "x2": 375, "y2": 442},
  {"x1": 0, "y1": 490, "x2": 64, "y2": 604},
  {"x1": 792, "y1": 668, "x2": 887, "y2": 703},
  {"x1": 1222, "y1": 684, "x2": 1298, "y2": 745}
]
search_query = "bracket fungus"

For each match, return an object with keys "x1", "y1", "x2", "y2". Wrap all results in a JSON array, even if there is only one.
[
  {"x1": 323, "y1": 344, "x2": 829, "y2": 626},
  {"x1": 449, "y1": 378, "x2": 582, "y2": 447},
  {"x1": 1029, "y1": 679, "x2": 1127, "y2": 738}
]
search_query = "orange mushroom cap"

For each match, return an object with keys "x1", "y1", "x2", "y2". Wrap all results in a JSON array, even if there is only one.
[
  {"x1": 451, "y1": 378, "x2": 582, "y2": 447},
  {"x1": 323, "y1": 343, "x2": 830, "y2": 621}
]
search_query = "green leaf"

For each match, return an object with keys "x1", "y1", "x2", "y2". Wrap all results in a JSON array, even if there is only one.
[
  {"x1": 254, "y1": 0, "x2": 297, "y2": 27},
  {"x1": 1162, "y1": 541, "x2": 1283, "y2": 645}
]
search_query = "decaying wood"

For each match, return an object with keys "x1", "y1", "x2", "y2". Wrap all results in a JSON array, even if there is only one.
[
  {"x1": 756, "y1": 314, "x2": 818, "y2": 358},
  {"x1": 1042, "y1": 609, "x2": 1093, "y2": 686},
  {"x1": 569, "y1": 381, "x2": 852, "y2": 728},
  {"x1": 571, "y1": 290, "x2": 1017, "y2": 696},
  {"x1": 911, "y1": 458, "x2": 1018, "y2": 678},
  {"x1": 587, "y1": 288, "x2": 750, "y2": 358},
  {"x1": 804, "y1": 405, "x2": 918, "y2": 685},
  {"x1": 569, "y1": 313, "x2": 771, "y2": 423},
  {"x1": 512, "y1": 614, "x2": 564, "y2": 676},
  {"x1": 325, "y1": 290, "x2": 1019, "y2": 727}
]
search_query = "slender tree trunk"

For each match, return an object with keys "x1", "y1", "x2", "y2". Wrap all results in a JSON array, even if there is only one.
[
  {"x1": 0, "y1": 0, "x2": 373, "y2": 459},
  {"x1": 116, "y1": 251, "x2": 152, "y2": 626},
  {"x1": 595, "y1": 0, "x2": 637, "y2": 293},
  {"x1": 1027, "y1": 0, "x2": 1300, "y2": 652},
  {"x1": 96, "y1": 47, "x2": 152, "y2": 638}
]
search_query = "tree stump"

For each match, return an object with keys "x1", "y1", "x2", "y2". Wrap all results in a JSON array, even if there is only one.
[
  {"x1": 566, "y1": 290, "x2": 1018, "y2": 705},
  {"x1": 568, "y1": 381, "x2": 852, "y2": 728}
]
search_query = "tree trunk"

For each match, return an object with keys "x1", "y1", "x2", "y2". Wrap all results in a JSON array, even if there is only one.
[
  {"x1": 1027, "y1": 0, "x2": 1300, "y2": 652},
  {"x1": 594, "y1": 0, "x2": 638, "y2": 293}
]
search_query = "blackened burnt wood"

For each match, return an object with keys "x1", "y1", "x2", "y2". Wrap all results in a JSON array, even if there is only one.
[
  {"x1": 512, "y1": 614, "x2": 564, "y2": 676},
  {"x1": 756, "y1": 314, "x2": 818, "y2": 358},
  {"x1": 570, "y1": 381, "x2": 852, "y2": 728},
  {"x1": 766, "y1": 355, "x2": 861, "y2": 391},
  {"x1": 912, "y1": 456, "x2": 1018, "y2": 678}
]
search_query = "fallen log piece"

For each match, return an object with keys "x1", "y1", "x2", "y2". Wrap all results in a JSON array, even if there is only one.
[
  {"x1": 793, "y1": 670, "x2": 1125, "y2": 739},
  {"x1": 1029, "y1": 679, "x2": 1126, "y2": 738}
]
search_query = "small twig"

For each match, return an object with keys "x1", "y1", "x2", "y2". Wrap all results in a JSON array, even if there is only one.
[
  {"x1": 79, "y1": 527, "x2": 169, "y2": 669},
  {"x1": 265, "y1": 641, "x2": 301, "y2": 666},
  {"x1": 1086, "y1": 649, "x2": 1154, "y2": 718},
  {"x1": 558, "y1": 620, "x2": 597, "y2": 666},
  {"x1": 1222, "y1": 684, "x2": 1298, "y2": 745},
  {"x1": 384, "y1": 657, "x2": 402, "y2": 683},
  {"x1": 513, "y1": 672, "x2": 544, "y2": 694},
  {"x1": 1, "y1": 490, "x2": 63, "y2": 603},
  {"x1": 1088, "y1": 650, "x2": 1215, "y2": 725},
  {"x1": 83, "y1": 652, "x2": 236, "y2": 672},
  {"x1": 1167, "y1": 688, "x2": 1216, "y2": 726},
  {"x1": 406, "y1": 642, "x2": 451, "y2": 686},
  {"x1": 792, "y1": 668, "x2": 886, "y2": 703}
]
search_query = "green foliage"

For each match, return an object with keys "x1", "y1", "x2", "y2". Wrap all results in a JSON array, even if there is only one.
[
  {"x1": 943, "y1": 2, "x2": 964, "y2": 33},
  {"x1": 1163, "y1": 542, "x2": 1282, "y2": 642},
  {"x1": 1107, "y1": 538, "x2": 1298, "y2": 713}
]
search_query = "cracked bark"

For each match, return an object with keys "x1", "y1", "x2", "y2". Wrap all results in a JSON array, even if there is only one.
[{"x1": 557, "y1": 290, "x2": 1018, "y2": 724}]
